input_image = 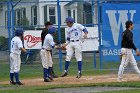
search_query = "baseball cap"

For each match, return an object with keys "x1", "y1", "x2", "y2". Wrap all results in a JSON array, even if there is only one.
[
  {"x1": 15, "y1": 28, "x2": 24, "y2": 36},
  {"x1": 48, "y1": 27, "x2": 56, "y2": 34},
  {"x1": 65, "y1": 17, "x2": 74, "y2": 23}
]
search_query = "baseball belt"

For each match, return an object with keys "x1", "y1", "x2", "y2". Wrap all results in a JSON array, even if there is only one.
[{"x1": 70, "y1": 40, "x2": 79, "y2": 42}]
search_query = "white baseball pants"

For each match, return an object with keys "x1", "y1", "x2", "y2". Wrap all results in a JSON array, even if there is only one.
[
  {"x1": 40, "y1": 49, "x2": 53, "y2": 69},
  {"x1": 118, "y1": 48, "x2": 140, "y2": 79},
  {"x1": 66, "y1": 41, "x2": 82, "y2": 61},
  {"x1": 10, "y1": 53, "x2": 21, "y2": 73}
]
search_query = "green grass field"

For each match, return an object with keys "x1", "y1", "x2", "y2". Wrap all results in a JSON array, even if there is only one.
[
  {"x1": 0, "y1": 81, "x2": 140, "y2": 93},
  {"x1": 1, "y1": 55, "x2": 139, "y2": 93},
  {"x1": 0, "y1": 55, "x2": 115, "y2": 81}
]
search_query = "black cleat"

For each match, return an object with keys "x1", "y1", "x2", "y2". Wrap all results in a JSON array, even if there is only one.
[
  {"x1": 10, "y1": 81, "x2": 16, "y2": 85},
  {"x1": 16, "y1": 81, "x2": 24, "y2": 85},
  {"x1": 61, "y1": 72, "x2": 68, "y2": 77},
  {"x1": 52, "y1": 75, "x2": 59, "y2": 78},
  {"x1": 48, "y1": 76, "x2": 53, "y2": 80},
  {"x1": 44, "y1": 78, "x2": 52, "y2": 82},
  {"x1": 76, "y1": 73, "x2": 82, "y2": 79}
]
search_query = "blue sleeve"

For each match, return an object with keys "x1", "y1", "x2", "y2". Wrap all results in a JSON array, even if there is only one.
[
  {"x1": 83, "y1": 28, "x2": 88, "y2": 33},
  {"x1": 67, "y1": 37, "x2": 70, "y2": 41},
  {"x1": 51, "y1": 45, "x2": 55, "y2": 48},
  {"x1": 50, "y1": 37, "x2": 55, "y2": 48}
]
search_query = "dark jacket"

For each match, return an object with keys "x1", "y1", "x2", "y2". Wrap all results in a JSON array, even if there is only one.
[
  {"x1": 41, "y1": 28, "x2": 48, "y2": 46},
  {"x1": 121, "y1": 29, "x2": 137, "y2": 50}
]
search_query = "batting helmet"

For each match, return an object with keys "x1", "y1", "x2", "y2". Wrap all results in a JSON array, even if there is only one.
[
  {"x1": 15, "y1": 28, "x2": 24, "y2": 36},
  {"x1": 65, "y1": 16, "x2": 74, "y2": 23},
  {"x1": 48, "y1": 27, "x2": 56, "y2": 34},
  {"x1": 125, "y1": 20, "x2": 133, "y2": 29}
]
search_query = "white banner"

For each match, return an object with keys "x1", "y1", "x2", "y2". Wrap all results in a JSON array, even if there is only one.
[
  {"x1": 24, "y1": 30, "x2": 42, "y2": 49},
  {"x1": 65, "y1": 27, "x2": 99, "y2": 51},
  {"x1": 24, "y1": 27, "x2": 99, "y2": 51}
]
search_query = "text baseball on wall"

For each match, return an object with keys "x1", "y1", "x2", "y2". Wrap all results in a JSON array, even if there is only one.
[
  {"x1": 102, "y1": 3, "x2": 140, "y2": 62},
  {"x1": 24, "y1": 31, "x2": 42, "y2": 49}
]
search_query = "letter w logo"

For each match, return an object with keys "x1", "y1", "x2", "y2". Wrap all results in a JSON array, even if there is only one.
[{"x1": 106, "y1": 10, "x2": 136, "y2": 46}]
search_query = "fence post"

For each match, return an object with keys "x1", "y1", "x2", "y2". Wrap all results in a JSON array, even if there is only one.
[
  {"x1": 7, "y1": 0, "x2": 11, "y2": 51},
  {"x1": 93, "y1": 51, "x2": 96, "y2": 69},
  {"x1": 11, "y1": 1, "x2": 15, "y2": 38},
  {"x1": 92, "y1": 0, "x2": 94, "y2": 26},
  {"x1": 97, "y1": 0, "x2": 102, "y2": 69},
  {"x1": 11, "y1": 0, "x2": 22, "y2": 37},
  {"x1": 57, "y1": 0, "x2": 62, "y2": 72}
]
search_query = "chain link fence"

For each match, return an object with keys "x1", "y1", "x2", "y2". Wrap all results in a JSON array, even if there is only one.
[
  {"x1": 0, "y1": 2, "x2": 9, "y2": 62},
  {"x1": 1, "y1": 0, "x2": 140, "y2": 81},
  {"x1": 0, "y1": 0, "x2": 100, "y2": 80}
]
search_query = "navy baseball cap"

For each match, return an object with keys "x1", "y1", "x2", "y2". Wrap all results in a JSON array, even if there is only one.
[
  {"x1": 15, "y1": 28, "x2": 24, "y2": 36},
  {"x1": 65, "y1": 17, "x2": 74, "y2": 23},
  {"x1": 48, "y1": 27, "x2": 56, "y2": 34}
]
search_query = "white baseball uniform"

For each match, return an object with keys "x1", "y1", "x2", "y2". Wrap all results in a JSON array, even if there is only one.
[
  {"x1": 65, "y1": 23, "x2": 85, "y2": 61},
  {"x1": 40, "y1": 34, "x2": 55, "y2": 69},
  {"x1": 10, "y1": 36, "x2": 23, "y2": 73}
]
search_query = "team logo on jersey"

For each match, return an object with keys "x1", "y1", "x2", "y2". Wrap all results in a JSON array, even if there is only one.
[
  {"x1": 69, "y1": 28, "x2": 77, "y2": 32},
  {"x1": 24, "y1": 35, "x2": 41, "y2": 48}
]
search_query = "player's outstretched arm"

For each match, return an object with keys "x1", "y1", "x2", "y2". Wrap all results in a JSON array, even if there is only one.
[
  {"x1": 82, "y1": 28, "x2": 88, "y2": 39},
  {"x1": 54, "y1": 44, "x2": 66, "y2": 50},
  {"x1": 83, "y1": 32, "x2": 88, "y2": 39},
  {"x1": 20, "y1": 48, "x2": 27, "y2": 53}
]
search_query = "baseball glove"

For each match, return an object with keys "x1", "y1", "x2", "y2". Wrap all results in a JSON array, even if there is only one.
[
  {"x1": 61, "y1": 46, "x2": 66, "y2": 50},
  {"x1": 55, "y1": 45, "x2": 66, "y2": 50}
]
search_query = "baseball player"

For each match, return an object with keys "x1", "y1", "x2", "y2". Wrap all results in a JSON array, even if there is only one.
[
  {"x1": 40, "y1": 27, "x2": 59, "y2": 82},
  {"x1": 61, "y1": 17, "x2": 88, "y2": 79},
  {"x1": 118, "y1": 20, "x2": 140, "y2": 82},
  {"x1": 10, "y1": 28, "x2": 27, "y2": 85},
  {"x1": 41, "y1": 22, "x2": 58, "y2": 78}
]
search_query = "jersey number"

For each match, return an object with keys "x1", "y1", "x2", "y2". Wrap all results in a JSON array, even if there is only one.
[
  {"x1": 12, "y1": 41, "x2": 14, "y2": 48},
  {"x1": 75, "y1": 32, "x2": 78, "y2": 36}
]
